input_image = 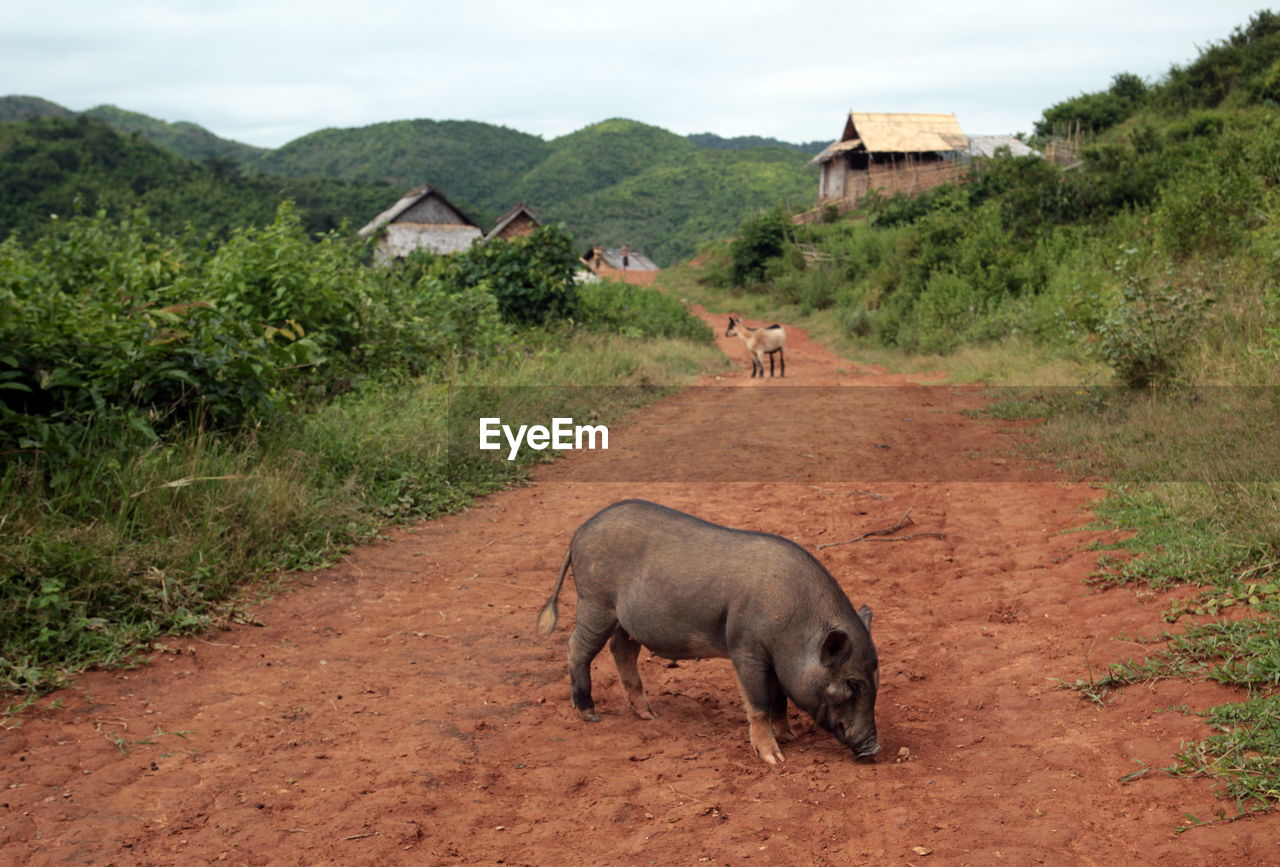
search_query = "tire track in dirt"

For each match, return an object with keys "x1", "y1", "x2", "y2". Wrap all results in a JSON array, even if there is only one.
[{"x1": 2, "y1": 309, "x2": 1275, "y2": 864}]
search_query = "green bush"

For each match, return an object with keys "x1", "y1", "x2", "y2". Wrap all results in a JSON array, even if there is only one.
[
  {"x1": 447, "y1": 224, "x2": 580, "y2": 324},
  {"x1": 0, "y1": 204, "x2": 523, "y2": 464},
  {"x1": 576, "y1": 279, "x2": 712, "y2": 341},
  {"x1": 1095, "y1": 253, "x2": 1212, "y2": 387},
  {"x1": 0, "y1": 212, "x2": 322, "y2": 455},
  {"x1": 730, "y1": 207, "x2": 789, "y2": 286},
  {"x1": 1035, "y1": 72, "x2": 1149, "y2": 136}
]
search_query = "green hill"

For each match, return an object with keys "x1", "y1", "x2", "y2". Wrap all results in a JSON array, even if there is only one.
[
  {"x1": 509, "y1": 118, "x2": 694, "y2": 205},
  {"x1": 0, "y1": 96, "x2": 267, "y2": 165},
  {"x1": 0, "y1": 115, "x2": 394, "y2": 241},
  {"x1": 250, "y1": 116, "x2": 815, "y2": 263},
  {"x1": 550, "y1": 143, "x2": 814, "y2": 263},
  {"x1": 82, "y1": 104, "x2": 267, "y2": 165},
  {"x1": 1, "y1": 96, "x2": 820, "y2": 263},
  {"x1": 687, "y1": 131, "x2": 828, "y2": 155},
  {"x1": 250, "y1": 118, "x2": 552, "y2": 225},
  {"x1": 0, "y1": 95, "x2": 75, "y2": 122}
]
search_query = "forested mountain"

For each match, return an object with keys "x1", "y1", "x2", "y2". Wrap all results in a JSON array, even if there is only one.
[
  {"x1": 686, "y1": 131, "x2": 828, "y2": 154},
  {"x1": 544, "y1": 131, "x2": 814, "y2": 263},
  {"x1": 0, "y1": 95, "x2": 76, "y2": 122},
  {"x1": 508, "y1": 119, "x2": 692, "y2": 208},
  {"x1": 251, "y1": 118, "x2": 552, "y2": 225},
  {"x1": 0, "y1": 95, "x2": 263, "y2": 165},
  {"x1": 0, "y1": 116, "x2": 395, "y2": 241},
  {"x1": 82, "y1": 104, "x2": 267, "y2": 165},
  {"x1": 0, "y1": 97, "x2": 820, "y2": 263},
  {"x1": 246, "y1": 116, "x2": 816, "y2": 262}
]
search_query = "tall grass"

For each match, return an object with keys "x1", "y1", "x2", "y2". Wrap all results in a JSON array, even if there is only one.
[{"x1": 1, "y1": 312, "x2": 719, "y2": 702}]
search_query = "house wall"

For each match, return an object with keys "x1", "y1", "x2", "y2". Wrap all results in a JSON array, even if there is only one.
[
  {"x1": 863, "y1": 159, "x2": 966, "y2": 198},
  {"x1": 819, "y1": 160, "x2": 846, "y2": 201},
  {"x1": 375, "y1": 223, "x2": 483, "y2": 263},
  {"x1": 818, "y1": 154, "x2": 965, "y2": 207},
  {"x1": 494, "y1": 213, "x2": 537, "y2": 240}
]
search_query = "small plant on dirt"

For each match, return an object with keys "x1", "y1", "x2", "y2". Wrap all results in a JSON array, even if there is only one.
[
  {"x1": 1094, "y1": 251, "x2": 1212, "y2": 388},
  {"x1": 1170, "y1": 695, "x2": 1280, "y2": 812}
]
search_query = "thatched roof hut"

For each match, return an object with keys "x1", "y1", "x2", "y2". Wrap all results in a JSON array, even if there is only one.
[
  {"x1": 811, "y1": 112, "x2": 968, "y2": 206},
  {"x1": 358, "y1": 185, "x2": 482, "y2": 263},
  {"x1": 484, "y1": 203, "x2": 542, "y2": 242}
]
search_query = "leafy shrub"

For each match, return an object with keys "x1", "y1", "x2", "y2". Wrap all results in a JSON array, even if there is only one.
[
  {"x1": 1157, "y1": 11, "x2": 1280, "y2": 110},
  {"x1": 1095, "y1": 253, "x2": 1212, "y2": 387},
  {"x1": 0, "y1": 212, "x2": 323, "y2": 456},
  {"x1": 576, "y1": 279, "x2": 712, "y2": 341},
  {"x1": 0, "y1": 204, "x2": 524, "y2": 464},
  {"x1": 1155, "y1": 160, "x2": 1261, "y2": 257},
  {"x1": 730, "y1": 207, "x2": 789, "y2": 286},
  {"x1": 198, "y1": 201, "x2": 367, "y2": 352},
  {"x1": 447, "y1": 224, "x2": 580, "y2": 324},
  {"x1": 1035, "y1": 72, "x2": 1149, "y2": 136}
]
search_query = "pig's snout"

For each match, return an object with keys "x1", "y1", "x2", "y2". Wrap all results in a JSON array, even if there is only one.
[
  {"x1": 851, "y1": 731, "x2": 880, "y2": 759},
  {"x1": 854, "y1": 740, "x2": 881, "y2": 758}
]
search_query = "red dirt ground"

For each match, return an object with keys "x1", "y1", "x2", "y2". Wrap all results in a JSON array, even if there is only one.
[{"x1": 3, "y1": 309, "x2": 1277, "y2": 865}]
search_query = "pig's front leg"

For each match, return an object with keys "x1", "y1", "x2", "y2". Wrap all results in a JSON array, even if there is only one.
[{"x1": 732, "y1": 651, "x2": 785, "y2": 765}]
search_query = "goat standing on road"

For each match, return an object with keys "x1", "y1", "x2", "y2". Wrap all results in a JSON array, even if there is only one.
[{"x1": 726, "y1": 316, "x2": 786, "y2": 378}]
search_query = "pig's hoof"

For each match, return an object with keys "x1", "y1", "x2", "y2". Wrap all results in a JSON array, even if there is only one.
[
  {"x1": 753, "y1": 739, "x2": 785, "y2": 765},
  {"x1": 759, "y1": 747, "x2": 785, "y2": 766}
]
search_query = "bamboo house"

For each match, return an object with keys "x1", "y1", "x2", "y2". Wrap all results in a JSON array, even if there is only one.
[{"x1": 811, "y1": 112, "x2": 969, "y2": 207}]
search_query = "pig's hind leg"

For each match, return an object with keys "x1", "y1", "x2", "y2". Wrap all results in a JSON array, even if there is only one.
[
  {"x1": 567, "y1": 607, "x2": 618, "y2": 723},
  {"x1": 610, "y1": 629, "x2": 657, "y2": 719}
]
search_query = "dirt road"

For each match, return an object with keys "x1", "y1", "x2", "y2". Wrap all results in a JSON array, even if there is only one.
[{"x1": 3, "y1": 310, "x2": 1275, "y2": 864}]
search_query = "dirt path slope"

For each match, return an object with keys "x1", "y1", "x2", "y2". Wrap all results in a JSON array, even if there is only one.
[{"x1": 3, "y1": 311, "x2": 1275, "y2": 865}]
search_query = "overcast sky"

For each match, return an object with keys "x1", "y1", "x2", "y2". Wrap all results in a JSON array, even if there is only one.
[{"x1": 3, "y1": 2, "x2": 1273, "y2": 148}]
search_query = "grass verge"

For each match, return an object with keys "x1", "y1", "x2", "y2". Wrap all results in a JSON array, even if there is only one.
[
  {"x1": 665, "y1": 256, "x2": 1280, "y2": 815},
  {"x1": 980, "y1": 390, "x2": 1280, "y2": 814},
  {"x1": 0, "y1": 329, "x2": 722, "y2": 708},
  {"x1": 658, "y1": 259, "x2": 1108, "y2": 385}
]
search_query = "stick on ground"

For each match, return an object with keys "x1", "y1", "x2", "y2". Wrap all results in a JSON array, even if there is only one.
[{"x1": 817, "y1": 507, "x2": 944, "y2": 549}]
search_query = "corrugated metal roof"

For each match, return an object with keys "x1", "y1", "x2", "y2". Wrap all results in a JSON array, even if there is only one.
[
  {"x1": 600, "y1": 248, "x2": 659, "y2": 271},
  {"x1": 965, "y1": 135, "x2": 1038, "y2": 158}
]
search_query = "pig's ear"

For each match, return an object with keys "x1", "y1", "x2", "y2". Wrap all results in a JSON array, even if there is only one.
[
  {"x1": 858, "y1": 605, "x2": 873, "y2": 632},
  {"x1": 820, "y1": 630, "x2": 852, "y2": 668}
]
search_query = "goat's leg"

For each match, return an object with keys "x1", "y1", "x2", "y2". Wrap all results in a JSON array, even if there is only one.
[
  {"x1": 779, "y1": 348, "x2": 785, "y2": 378},
  {"x1": 769, "y1": 351, "x2": 776, "y2": 377}
]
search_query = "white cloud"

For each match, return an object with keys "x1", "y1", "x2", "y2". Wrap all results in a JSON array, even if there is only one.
[{"x1": 1, "y1": 0, "x2": 1270, "y2": 146}]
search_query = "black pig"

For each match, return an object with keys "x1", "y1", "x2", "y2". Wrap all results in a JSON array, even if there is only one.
[{"x1": 536, "y1": 500, "x2": 879, "y2": 764}]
